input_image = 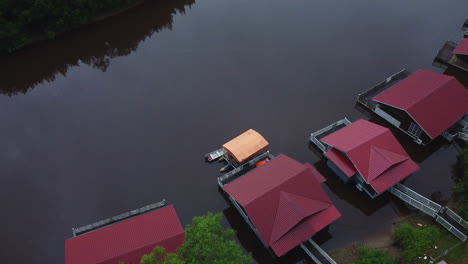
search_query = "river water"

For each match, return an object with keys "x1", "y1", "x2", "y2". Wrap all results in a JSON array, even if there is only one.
[{"x1": 0, "y1": 0, "x2": 467, "y2": 263}]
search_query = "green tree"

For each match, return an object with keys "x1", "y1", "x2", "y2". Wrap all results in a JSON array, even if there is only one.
[
  {"x1": 394, "y1": 224, "x2": 441, "y2": 263},
  {"x1": 178, "y1": 212, "x2": 252, "y2": 264},
  {"x1": 134, "y1": 212, "x2": 252, "y2": 264},
  {"x1": 139, "y1": 246, "x2": 185, "y2": 264},
  {"x1": 354, "y1": 247, "x2": 394, "y2": 264},
  {"x1": 0, "y1": 0, "x2": 141, "y2": 53}
]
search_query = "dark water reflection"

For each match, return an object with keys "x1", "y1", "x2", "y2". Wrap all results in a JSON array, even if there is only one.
[
  {"x1": 0, "y1": 0, "x2": 467, "y2": 263},
  {"x1": 0, "y1": 0, "x2": 194, "y2": 95}
]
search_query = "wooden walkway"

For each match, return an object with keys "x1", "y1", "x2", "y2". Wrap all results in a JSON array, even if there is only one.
[
  {"x1": 357, "y1": 69, "x2": 411, "y2": 110},
  {"x1": 309, "y1": 118, "x2": 352, "y2": 153},
  {"x1": 217, "y1": 151, "x2": 274, "y2": 187},
  {"x1": 300, "y1": 239, "x2": 337, "y2": 264},
  {"x1": 433, "y1": 41, "x2": 468, "y2": 72},
  {"x1": 390, "y1": 183, "x2": 467, "y2": 241},
  {"x1": 72, "y1": 200, "x2": 166, "y2": 237}
]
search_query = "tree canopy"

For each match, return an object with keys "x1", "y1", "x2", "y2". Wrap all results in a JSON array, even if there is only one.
[
  {"x1": 0, "y1": 0, "x2": 141, "y2": 53},
  {"x1": 354, "y1": 247, "x2": 394, "y2": 264},
  {"x1": 135, "y1": 212, "x2": 252, "y2": 264}
]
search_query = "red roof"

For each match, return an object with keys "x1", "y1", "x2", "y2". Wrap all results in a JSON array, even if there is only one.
[
  {"x1": 322, "y1": 120, "x2": 419, "y2": 194},
  {"x1": 223, "y1": 155, "x2": 341, "y2": 257},
  {"x1": 325, "y1": 149, "x2": 357, "y2": 177},
  {"x1": 453, "y1": 38, "x2": 468, "y2": 55},
  {"x1": 373, "y1": 69, "x2": 468, "y2": 138},
  {"x1": 65, "y1": 205, "x2": 184, "y2": 264}
]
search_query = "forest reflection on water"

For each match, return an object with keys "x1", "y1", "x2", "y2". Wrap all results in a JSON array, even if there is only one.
[{"x1": 0, "y1": 0, "x2": 195, "y2": 96}]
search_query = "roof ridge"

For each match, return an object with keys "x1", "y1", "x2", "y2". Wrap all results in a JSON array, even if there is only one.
[
  {"x1": 267, "y1": 192, "x2": 302, "y2": 245},
  {"x1": 353, "y1": 125, "x2": 388, "y2": 151},
  {"x1": 268, "y1": 192, "x2": 330, "y2": 245},
  {"x1": 370, "y1": 145, "x2": 406, "y2": 164},
  {"x1": 371, "y1": 145, "x2": 391, "y2": 164},
  {"x1": 367, "y1": 145, "x2": 409, "y2": 182},
  {"x1": 244, "y1": 164, "x2": 309, "y2": 207},
  {"x1": 409, "y1": 73, "x2": 453, "y2": 110}
]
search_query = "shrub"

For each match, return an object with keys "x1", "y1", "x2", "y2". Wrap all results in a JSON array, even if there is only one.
[
  {"x1": 394, "y1": 224, "x2": 441, "y2": 263},
  {"x1": 354, "y1": 247, "x2": 394, "y2": 264}
]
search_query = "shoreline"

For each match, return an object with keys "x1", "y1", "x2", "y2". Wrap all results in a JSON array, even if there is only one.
[
  {"x1": 3, "y1": 0, "x2": 147, "y2": 54},
  {"x1": 328, "y1": 210, "x2": 468, "y2": 264}
]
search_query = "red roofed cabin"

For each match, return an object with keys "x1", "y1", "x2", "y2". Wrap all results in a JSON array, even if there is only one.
[
  {"x1": 434, "y1": 39, "x2": 468, "y2": 72},
  {"x1": 65, "y1": 205, "x2": 184, "y2": 264},
  {"x1": 317, "y1": 119, "x2": 419, "y2": 199},
  {"x1": 221, "y1": 154, "x2": 341, "y2": 257},
  {"x1": 357, "y1": 69, "x2": 468, "y2": 145}
]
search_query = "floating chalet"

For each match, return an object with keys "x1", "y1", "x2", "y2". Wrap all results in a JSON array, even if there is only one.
[
  {"x1": 357, "y1": 69, "x2": 468, "y2": 145},
  {"x1": 206, "y1": 129, "x2": 269, "y2": 169},
  {"x1": 65, "y1": 202, "x2": 184, "y2": 264},
  {"x1": 434, "y1": 38, "x2": 468, "y2": 72},
  {"x1": 311, "y1": 119, "x2": 419, "y2": 198},
  {"x1": 311, "y1": 119, "x2": 468, "y2": 241},
  {"x1": 219, "y1": 153, "x2": 341, "y2": 263}
]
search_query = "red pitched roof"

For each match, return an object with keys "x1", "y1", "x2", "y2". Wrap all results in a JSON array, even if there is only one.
[
  {"x1": 223, "y1": 155, "x2": 341, "y2": 257},
  {"x1": 325, "y1": 149, "x2": 357, "y2": 177},
  {"x1": 65, "y1": 205, "x2": 184, "y2": 264},
  {"x1": 453, "y1": 38, "x2": 468, "y2": 55},
  {"x1": 373, "y1": 69, "x2": 468, "y2": 138},
  {"x1": 322, "y1": 120, "x2": 419, "y2": 194}
]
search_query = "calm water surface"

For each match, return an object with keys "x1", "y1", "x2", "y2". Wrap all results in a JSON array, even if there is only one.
[{"x1": 0, "y1": 0, "x2": 467, "y2": 263}]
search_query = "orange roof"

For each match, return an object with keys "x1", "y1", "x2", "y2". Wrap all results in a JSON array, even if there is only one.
[{"x1": 222, "y1": 129, "x2": 269, "y2": 163}]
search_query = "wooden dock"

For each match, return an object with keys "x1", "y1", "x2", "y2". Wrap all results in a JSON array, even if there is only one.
[
  {"x1": 309, "y1": 118, "x2": 351, "y2": 153},
  {"x1": 72, "y1": 200, "x2": 166, "y2": 237},
  {"x1": 433, "y1": 41, "x2": 468, "y2": 71},
  {"x1": 217, "y1": 151, "x2": 275, "y2": 187},
  {"x1": 389, "y1": 183, "x2": 467, "y2": 241},
  {"x1": 357, "y1": 69, "x2": 411, "y2": 110},
  {"x1": 300, "y1": 239, "x2": 337, "y2": 264}
]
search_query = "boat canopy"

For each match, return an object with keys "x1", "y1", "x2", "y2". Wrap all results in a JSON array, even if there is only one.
[{"x1": 222, "y1": 129, "x2": 269, "y2": 163}]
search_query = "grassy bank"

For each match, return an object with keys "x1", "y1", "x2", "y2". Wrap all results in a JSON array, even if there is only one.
[
  {"x1": 454, "y1": 148, "x2": 468, "y2": 218},
  {"x1": 0, "y1": 0, "x2": 144, "y2": 53},
  {"x1": 330, "y1": 213, "x2": 467, "y2": 264}
]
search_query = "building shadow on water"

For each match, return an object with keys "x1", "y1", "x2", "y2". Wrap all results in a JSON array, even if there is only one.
[
  {"x1": 219, "y1": 188, "x2": 317, "y2": 264},
  {"x1": 312, "y1": 159, "x2": 390, "y2": 216},
  {"x1": 0, "y1": 0, "x2": 195, "y2": 96}
]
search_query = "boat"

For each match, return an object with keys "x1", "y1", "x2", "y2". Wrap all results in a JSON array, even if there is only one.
[{"x1": 205, "y1": 148, "x2": 227, "y2": 162}]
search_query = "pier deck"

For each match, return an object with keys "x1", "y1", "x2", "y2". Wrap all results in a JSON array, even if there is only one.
[
  {"x1": 357, "y1": 69, "x2": 411, "y2": 110},
  {"x1": 300, "y1": 239, "x2": 337, "y2": 264},
  {"x1": 433, "y1": 41, "x2": 457, "y2": 69},
  {"x1": 433, "y1": 41, "x2": 468, "y2": 71},
  {"x1": 217, "y1": 151, "x2": 275, "y2": 187},
  {"x1": 309, "y1": 118, "x2": 351, "y2": 153},
  {"x1": 72, "y1": 200, "x2": 166, "y2": 237},
  {"x1": 390, "y1": 183, "x2": 467, "y2": 241}
]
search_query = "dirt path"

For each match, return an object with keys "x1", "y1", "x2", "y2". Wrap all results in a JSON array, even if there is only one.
[{"x1": 328, "y1": 232, "x2": 401, "y2": 264}]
